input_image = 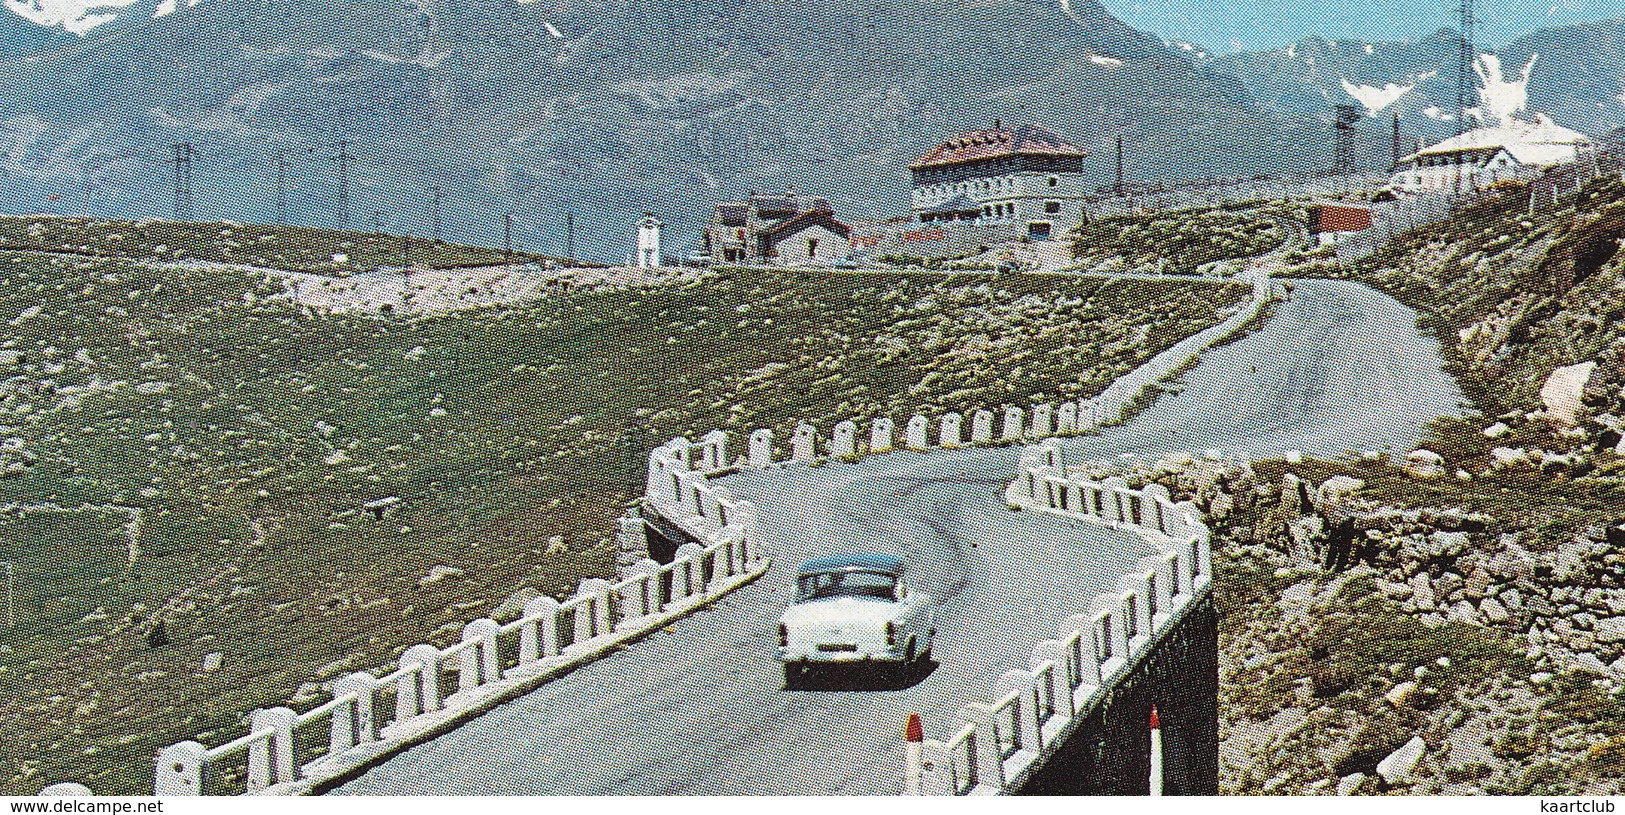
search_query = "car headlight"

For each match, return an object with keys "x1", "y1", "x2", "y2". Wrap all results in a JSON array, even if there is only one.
[{"x1": 779, "y1": 622, "x2": 789, "y2": 647}]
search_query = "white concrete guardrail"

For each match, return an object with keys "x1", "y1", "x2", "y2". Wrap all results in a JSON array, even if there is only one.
[
  {"x1": 643, "y1": 276, "x2": 1277, "y2": 480},
  {"x1": 48, "y1": 448, "x2": 768, "y2": 796},
  {"x1": 901, "y1": 438, "x2": 1214, "y2": 795}
]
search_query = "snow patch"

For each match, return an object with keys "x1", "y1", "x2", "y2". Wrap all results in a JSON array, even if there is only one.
[
  {"x1": 1088, "y1": 53, "x2": 1123, "y2": 68},
  {"x1": 1474, "y1": 52, "x2": 1538, "y2": 127},
  {"x1": 2, "y1": 0, "x2": 140, "y2": 34},
  {"x1": 1340, "y1": 78, "x2": 1414, "y2": 115}
]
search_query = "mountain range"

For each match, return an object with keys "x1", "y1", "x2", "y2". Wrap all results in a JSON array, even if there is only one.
[{"x1": 0, "y1": 0, "x2": 1616, "y2": 258}]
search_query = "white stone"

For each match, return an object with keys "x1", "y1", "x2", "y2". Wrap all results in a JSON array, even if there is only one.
[
  {"x1": 1404, "y1": 449, "x2": 1445, "y2": 479},
  {"x1": 1318, "y1": 475, "x2": 1365, "y2": 503},
  {"x1": 1480, "y1": 597, "x2": 1510, "y2": 624},
  {"x1": 1490, "y1": 447, "x2": 1531, "y2": 469},
  {"x1": 831, "y1": 421, "x2": 858, "y2": 457},
  {"x1": 971, "y1": 410, "x2": 995, "y2": 443},
  {"x1": 1001, "y1": 406, "x2": 1024, "y2": 441},
  {"x1": 1540, "y1": 361, "x2": 1597, "y2": 426},
  {"x1": 1483, "y1": 422, "x2": 1511, "y2": 438},
  {"x1": 1375, "y1": 736, "x2": 1426, "y2": 786},
  {"x1": 200, "y1": 652, "x2": 223, "y2": 672},
  {"x1": 870, "y1": 417, "x2": 895, "y2": 453},
  {"x1": 939, "y1": 413, "x2": 963, "y2": 447},
  {"x1": 905, "y1": 415, "x2": 929, "y2": 450},
  {"x1": 1594, "y1": 617, "x2": 1625, "y2": 644},
  {"x1": 1384, "y1": 680, "x2": 1417, "y2": 707},
  {"x1": 1336, "y1": 773, "x2": 1367, "y2": 795}
]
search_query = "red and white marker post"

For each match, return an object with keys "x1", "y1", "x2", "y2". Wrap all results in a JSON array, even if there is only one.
[
  {"x1": 904, "y1": 712, "x2": 924, "y2": 795},
  {"x1": 1149, "y1": 705, "x2": 1163, "y2": 796}
]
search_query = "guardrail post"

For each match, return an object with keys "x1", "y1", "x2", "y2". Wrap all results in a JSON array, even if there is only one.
[
  {"x1": 247, "y1": 706, "x2": 295, "y2": 791},
  {"x1": 939, "y1": 412, "x2": 962, "y2": 447},
  {"x1": 1139, "y1": 484, "x2": 1169, "y2": 532},
  {"x1": 460, "y1": 618, "x2": 501, "y2": 689},
  {"x1": 1029, "y1": 403, "x2": 1053, "y2": 438},
  {"x1": 870, "y1": 417, "x2": 895, "y2": 453},
  {"x1": 154, "y1": 741, "x2": 207, "y2": 796},
  {"x1": 791, "y1": 423, "x2": 817, "y2": 462},
  {"x1": 675, "y1": 543, "x2": 706, "y2": 601},
  {"x1": 1030, "y1": 640, "x2": 1075, "y2": 714},
  {"x1": 1056, "y1": 402, "x2": 1076, "y2": 434},
  {"x1": 620, "y1": 560, "x2": 659, "y2": 620},
  {"x1": 832, "y1": 420, "x2": 857, "y2": 457},
  {"x1": 700, "y1": 429, "x2": 728, "y2": 472},
  {"x1": 748, "y1": 428, "x2": 774, "y2": 468},
  {"x1": 400, "y1": 644, "x2": 442, "y2": 717},
  {"x1": 1000, "y1": 406, "x2": 1023, "y2": 441},
  {"x1": 574, "y1": 579, "x2": 613, "y2": 641},
  {"x1": 971, "y1": 410, "x2": 994, "y2": 443},
  {"x1": 519, "y1": 597, "x2": 561, "y2": 664},
  {"x1": 333, "y1": 672, "x2": 379, "y2": 750},
  {"x1": 961, "y1": 704, "x2": 1007, "y2": 792},
  {"x1": 905, "y1": 415, "x2": 929, "y2": 450},
  {"x1": 994, "y1": 670, "x2": 1043, "y2": 752},
  {"x1": 919, "y1": 740, "x2": 955, "y2": 795}
]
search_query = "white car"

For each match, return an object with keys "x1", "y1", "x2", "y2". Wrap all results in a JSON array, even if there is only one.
[{"x1": 776, "y1": 554, "x2": 936, "y2": 685}]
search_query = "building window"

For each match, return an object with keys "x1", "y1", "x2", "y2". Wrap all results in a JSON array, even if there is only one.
[
  {"x1": 1044, "y1": 200, "x2": 1061, "y2": 214},
  {"x1": 808, "y1": 237, "x2": 819, "y2": 256},
  {"x1": 1047, "y1": 176, "x2": 1059, "y2": 187}
]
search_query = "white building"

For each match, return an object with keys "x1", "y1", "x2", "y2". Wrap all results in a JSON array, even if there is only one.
[
  {"x1": 635, "y1": 213, "x2": 662, "y2": 268},
  {"x1": 909, "y1": 122, "x2": 1090, "y2": 241},
  {"x1": 1390, "y1": 115, "x2": 1593, "y2": 196}
]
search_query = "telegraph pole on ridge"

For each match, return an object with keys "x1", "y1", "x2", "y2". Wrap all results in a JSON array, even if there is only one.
[
  {"x1": 429, "y1": 184, "x2": 444, "y2": 242},
  {"x1": 170, "y1": 142, "x2": 194, "y2": 221}
]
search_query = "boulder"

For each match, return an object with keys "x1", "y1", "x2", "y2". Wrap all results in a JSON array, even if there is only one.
[
  {"x1": 1595, "y1": 617, "x2": 1625, "y2": 644},
  {"x1": 1404, "y1": 449, "x2": 1446, "y2": 479},
  {"x1": 1541, "y1": 362, "x2": 1598, "y2": 426},
  {"x1": 1376, "y1": 737, "x2": 1427, "y2": 786},
  {"x1": 1490, "y1": 447, "x2": 1531, "y2": 469},
  {"x1": 1479, "y1": 597, "x2": 1511, "y2": 624},
  {"x1": 1318, "y1": 475, "x2": 1366, "y2": 504},
  {"x1": 1408, "y1": 573, "x2": 1437, "y2": 611},
  {"x1": 1384, "y1": 680, "x2": 1418, "y2": 707}
]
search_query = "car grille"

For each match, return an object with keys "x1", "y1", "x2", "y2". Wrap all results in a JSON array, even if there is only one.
[{"x1": 816, "y1": 643, "x2": 858, "y2": 652}]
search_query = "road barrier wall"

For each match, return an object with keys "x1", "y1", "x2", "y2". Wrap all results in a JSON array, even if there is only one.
[{"x1": 902, "y1": 438, "x2": 1214, "y2": 795}]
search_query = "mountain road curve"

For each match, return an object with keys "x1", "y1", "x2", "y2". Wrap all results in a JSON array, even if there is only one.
[{"x1": 333, "y1": 277, "x2": 1462, "y2": 795}]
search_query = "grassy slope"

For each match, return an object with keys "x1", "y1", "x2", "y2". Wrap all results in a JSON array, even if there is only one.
[
  {"x1": 0, "y1": 239, "x2": 1246, "y2": 793},
  {"x1": 0, "y1": 216, "x2": 573, "y2": 273},
  {"x1": 1071, "y1": 202, "x2": 1304, "y2": 274}
]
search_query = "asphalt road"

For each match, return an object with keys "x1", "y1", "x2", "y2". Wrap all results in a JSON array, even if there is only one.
[{"x1": 335, "y1": 277, "x2": 1462, "y2": 795}]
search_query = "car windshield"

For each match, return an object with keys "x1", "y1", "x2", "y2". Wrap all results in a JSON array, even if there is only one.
[{"x1": 796, "y1": 570, "x2": 897, "y2": 601}]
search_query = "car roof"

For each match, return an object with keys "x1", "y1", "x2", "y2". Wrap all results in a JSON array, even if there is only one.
[{"x1": 796, "y1": 553, "x2": 904, "y2": 576}]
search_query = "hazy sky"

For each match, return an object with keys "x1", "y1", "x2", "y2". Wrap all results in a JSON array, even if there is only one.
[{"x1": 1101, "y1": 0, "x2": 1613, "y2": 53}]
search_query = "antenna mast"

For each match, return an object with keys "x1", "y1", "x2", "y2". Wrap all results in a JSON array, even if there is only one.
[{"x1": 1456, "y1": 0, "x2": 1476, "y2": 136}]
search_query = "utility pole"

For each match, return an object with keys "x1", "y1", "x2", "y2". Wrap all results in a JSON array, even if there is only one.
[
  {"x1": 332, "y1": 139, "x2": 353, "y2": 229},
  {"x1": 429, "y1": 184, "x2": 443, "y2": 242},
  {"x1": 275, "y1": 149, "x2": 290, "y2": 226},
  {"x1": 1456, "y1": 0, "x2": 1476, "y2": 137},
  {"x1": 1391, "y1": 113, "x2": 1403, "y2": 168},
  {"x1": 171, "y1": 142, "x2": 194, "y2": 221},
  {"x1": 565, "y1": 211, "x2": 575, "y2": 261},
  {"x1": 503, "y1": 212, "x2": 514, "y2": 266},
  {"x1": 1334, "y1": 105, "x2": 1360, "y2": 175},
  {"x1": 1114, "y1": 137, "x2": 1125, "y2": 197}
]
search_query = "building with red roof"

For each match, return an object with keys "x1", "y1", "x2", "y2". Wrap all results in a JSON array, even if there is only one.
[{"x1": 909, "y1": 121, "x2": 1090, "y2": 240}]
